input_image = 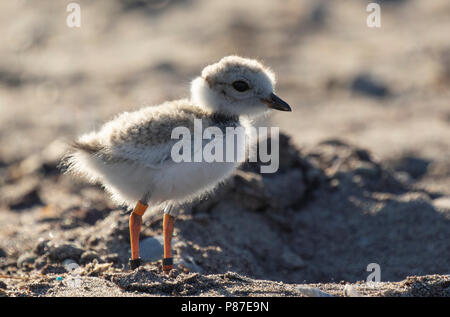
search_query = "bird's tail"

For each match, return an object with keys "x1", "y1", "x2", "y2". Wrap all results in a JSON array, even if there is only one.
[{"x1": 59, "y1": 137, "x2": 104, "y2": 182}]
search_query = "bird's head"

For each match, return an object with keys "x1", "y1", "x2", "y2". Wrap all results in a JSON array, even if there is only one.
[{"x1": 190, "y1": 55, "x2": 291, "y2": 117}]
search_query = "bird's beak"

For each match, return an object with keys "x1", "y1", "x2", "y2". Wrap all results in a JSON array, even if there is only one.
[{"x1": 261, "y1": 93, "x2": 292, "y2": 112}]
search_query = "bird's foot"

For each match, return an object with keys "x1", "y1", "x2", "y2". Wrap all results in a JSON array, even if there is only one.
[
  {"x1": 128, "y1": 258, "x2": 142, "y2": 270},
  {"x1": 162, "y1": 257, "x2": 173, "y2": 274}
]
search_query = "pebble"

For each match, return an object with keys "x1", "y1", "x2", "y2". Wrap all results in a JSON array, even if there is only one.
[
  {"x1": 139, "y1": 236, "x2": 165, "y2": 262},
  {"x1": 48, "y1": 242, "x2": 84, "y2": 262},
  {"x1": 433, "y1": 197, "x2": 450, "y2": 210},
  {"x1": 297, "y1": 286, "x2": 333, "y2": 297},
  {"x1": 351, "y1": 74, "x2": 389, "y2": 98}
]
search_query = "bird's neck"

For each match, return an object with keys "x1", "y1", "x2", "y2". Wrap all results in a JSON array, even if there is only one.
[{"x1": 210, "y1": 111, "x2": 240, "y2": 125}]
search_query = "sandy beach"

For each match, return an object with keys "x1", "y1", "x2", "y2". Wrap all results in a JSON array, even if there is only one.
[{"x1": 0, "y1": 0, "x2": 449, "y2": 297}]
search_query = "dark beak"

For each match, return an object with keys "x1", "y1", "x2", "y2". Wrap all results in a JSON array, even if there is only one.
[{"x1": 261, "y1": 93, "x2": 292, "y2": 112}]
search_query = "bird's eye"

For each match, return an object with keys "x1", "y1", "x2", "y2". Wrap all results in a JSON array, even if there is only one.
[{"x1": 232, "y1": 80, "x2": 250, "y2": 92}]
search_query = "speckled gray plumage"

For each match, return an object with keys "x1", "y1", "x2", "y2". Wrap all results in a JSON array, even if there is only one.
[{"x1": 73, "y1": 98, "x2": 240, "y2": 164}]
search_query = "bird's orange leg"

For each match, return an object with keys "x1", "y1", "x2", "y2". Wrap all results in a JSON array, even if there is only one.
[
  {"x1": 162, "y1": 212, "x2": 175, "y2": 273},
  {"x1": 128, "y1": 200, "x2": 148, "y2": 270}
]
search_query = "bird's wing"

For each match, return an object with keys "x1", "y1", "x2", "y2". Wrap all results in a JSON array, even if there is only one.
[
  {"x1": 80, "y1": 100, "x2": 212, "y2": 168},
  {"x1": 108, "y1": 141, "x2": 177, "y2": 170}
]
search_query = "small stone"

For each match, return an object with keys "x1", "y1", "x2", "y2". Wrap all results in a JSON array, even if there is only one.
[
  {"x1": 433, "y1": 197, "x2": 450, "y2": 210},
  {"x1": 48, "y1": 242, "x2": 84, "y2": 262},
  {"x1": 62, "y1": 259, "x2": 80, "y2": 271},
  {"x1": 40, "y1": 264, "x2": 67, "y2": 275},
  {"x1": 351, "y1": 74, "x2": 389, "y2": 98},
  {"x1": 139, "y1": 236, "x2": 164, "y2": 262},
  {"x1": 297, "y1": 286, "x2": 333, "y2": 297}
]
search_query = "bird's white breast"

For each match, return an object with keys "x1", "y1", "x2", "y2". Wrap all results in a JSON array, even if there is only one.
[
  {"x1": 148, "y1": 119, "x2": 249, "y2": 205},
  {"x1": 151, "y1": 160, "x2": 238, "y2": 205}
]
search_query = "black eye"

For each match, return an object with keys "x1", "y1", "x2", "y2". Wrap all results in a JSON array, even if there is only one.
[{"x1": 232, "y1": 80, "x2": 250, "y2": 92}]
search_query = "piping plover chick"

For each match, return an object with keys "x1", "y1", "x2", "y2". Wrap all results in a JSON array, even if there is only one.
[{"x1": 63, "y1": 55, "x2": 291, "y2": 272}]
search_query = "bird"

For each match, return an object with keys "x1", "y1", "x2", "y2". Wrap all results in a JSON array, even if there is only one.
[{"x1": 63, "y1": 55, "x2": 291, "y2": 273}]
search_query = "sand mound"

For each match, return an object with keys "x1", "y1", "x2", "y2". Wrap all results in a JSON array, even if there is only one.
[{"x1": 0, "y1": 134, "x2": 448, "y2": 296}]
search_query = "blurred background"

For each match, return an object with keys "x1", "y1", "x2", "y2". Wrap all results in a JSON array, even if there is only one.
[
  {"x1": 0, "y1": 0, "x2": 449, "y2": 291},
  {"x1": 1, "y1": 0, "x2": 449, "y2": 167}
]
